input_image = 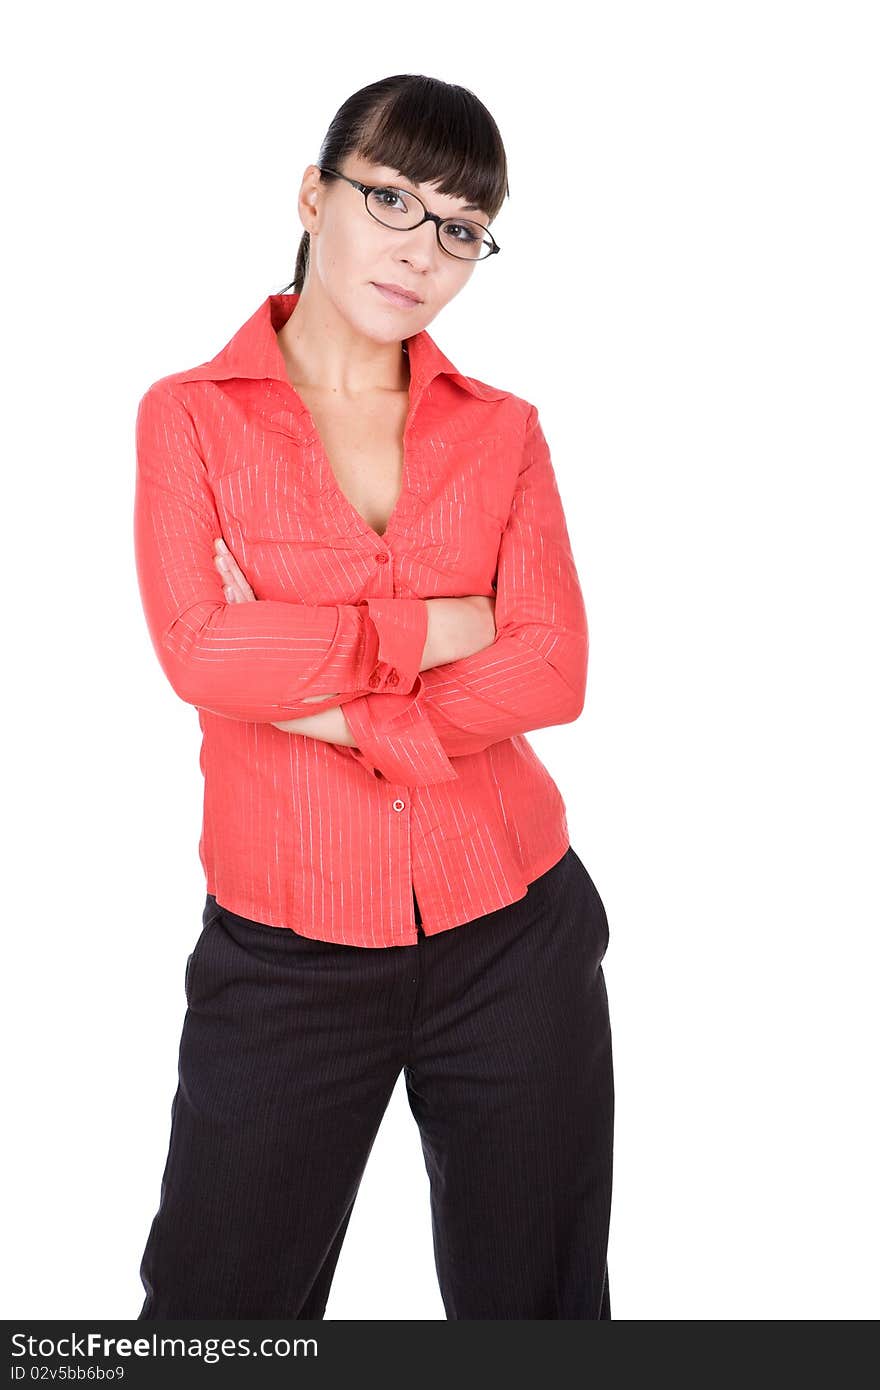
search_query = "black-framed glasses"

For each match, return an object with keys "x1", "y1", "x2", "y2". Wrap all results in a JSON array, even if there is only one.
[{"x1": 317, "y1": 166, "x2": 500, "y2": 262}]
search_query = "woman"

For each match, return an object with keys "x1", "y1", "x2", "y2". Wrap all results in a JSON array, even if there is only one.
[{"x1": 134, "y1": 72, "x2": 614, "y2": 1320}]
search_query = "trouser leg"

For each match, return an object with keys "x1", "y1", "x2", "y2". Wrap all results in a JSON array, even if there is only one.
[
  {"x1": 137, "y1": 897, "x2": 407, "y2": 1319},
  {"x1": 404, "y1": 847, "x2": 615, "y2": 1319}
]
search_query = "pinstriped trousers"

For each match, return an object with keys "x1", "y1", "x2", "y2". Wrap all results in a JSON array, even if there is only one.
[{"x1": 137, "y1": 844, "x2": 614, "y2": 1319}]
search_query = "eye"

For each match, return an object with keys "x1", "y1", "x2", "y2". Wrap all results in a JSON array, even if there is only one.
[
  {"x1": 374, "y1": 186, "x2": 409, "y2": 211},
  {"x1": 443, "y1": 221, "x2": 481, "y2": 244}
]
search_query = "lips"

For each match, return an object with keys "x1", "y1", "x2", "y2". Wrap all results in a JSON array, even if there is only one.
[{"x1": 372, "y1": 282, "x2": 423, "y2": 307}]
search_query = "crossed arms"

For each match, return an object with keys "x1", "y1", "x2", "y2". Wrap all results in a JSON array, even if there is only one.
[{"x1": 134, "y1": 383, "x2": 588, "y2": 787}]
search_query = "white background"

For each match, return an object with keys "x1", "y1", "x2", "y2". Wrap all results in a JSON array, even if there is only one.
[{"x1": 3, "y1": 0, "x2": 877, "y2": 1321}]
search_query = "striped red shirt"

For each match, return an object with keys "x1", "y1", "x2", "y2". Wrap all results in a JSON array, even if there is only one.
[{"x1": 133, "y1": 292, "x2": 589, "y2": 946}]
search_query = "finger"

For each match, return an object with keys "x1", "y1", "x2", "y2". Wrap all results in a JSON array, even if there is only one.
[
  {"x1": 214, "y1": 537, "x2": 249, "y2": 581},
  {"x1": 216, "y1": 544, "x2": 247, "y2": 585},
  {"x1": 214, "y1": 554, "x2": 245, "y2": 600},
  {"x1": 214, "y1": 551, "x2": 255, "y2": 602},
  {"x1": 225, "y1": 553, "x2": 254, "y2": 599}
]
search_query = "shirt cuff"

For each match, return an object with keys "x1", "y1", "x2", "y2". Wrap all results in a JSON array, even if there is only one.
[
  {"x1": 341, "y1": 676, "x2": 460, "y2": 786},
  {"x1": 357, "y1": 597, "x2": 428, "y2": 695}
]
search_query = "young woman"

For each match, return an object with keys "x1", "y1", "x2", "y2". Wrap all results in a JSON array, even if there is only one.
[{"x1": 134, "y1": 72, "x2": 614, "y2": 1320}]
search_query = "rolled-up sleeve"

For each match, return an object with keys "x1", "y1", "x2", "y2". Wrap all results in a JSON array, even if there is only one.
[
  {"x1": 341, "y1": 404, "x2": 588, "y2": 782},
  {"x1": 134, "y1": 382, "x2": 427, "y2": 722}
]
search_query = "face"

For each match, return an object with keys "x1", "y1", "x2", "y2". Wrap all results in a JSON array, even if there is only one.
[{"x1": 296, "y1": 152, "x2": 491, "y2": 343}]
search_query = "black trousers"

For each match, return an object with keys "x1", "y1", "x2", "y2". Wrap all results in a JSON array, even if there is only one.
[{"x1": 137, "y1": 845, "x2": 614, "y2": 1319}]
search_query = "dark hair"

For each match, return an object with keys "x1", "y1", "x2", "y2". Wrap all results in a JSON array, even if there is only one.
[{"x1": 278, "y1": 73, "x2": 510, "y2": 294}]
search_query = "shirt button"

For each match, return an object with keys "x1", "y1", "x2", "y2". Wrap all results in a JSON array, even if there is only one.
[
  {"x1": 386, "y1": 669, "x2": 399, "y2": 686},
  {"x1": 368, "y1": 672, "x2": 382, "y2": 688},
  {"x1": 374, "y1": 552, "x2": 388, "y2": 564},
  {"x1": 392, "y1": 798, "x2": 406, "y2": 812}
]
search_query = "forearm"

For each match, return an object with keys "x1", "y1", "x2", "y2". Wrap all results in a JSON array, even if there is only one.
[
  {"x1": 271, "y1": 705, "x2": 358, "y2": 745},
  {"x1": 419, "y1": 597, "x2": 481, "y2": 670},
  {"x1": 268, "y1": 599, "x2": 486, "y2": 750}
]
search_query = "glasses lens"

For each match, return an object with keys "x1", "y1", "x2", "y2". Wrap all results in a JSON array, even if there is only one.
[
  {"x1": 438, "y1": 219, "x2": 493, "y2": 260},
  {"x1": 367, "y1": 186, "x2": 423, "y2": 227},
  {"x1": 366, "y1": 187, "x2": 494, "y2": 260}
]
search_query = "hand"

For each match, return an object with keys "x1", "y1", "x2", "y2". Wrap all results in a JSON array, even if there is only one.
[
  {"x1": 213, "y1": 536, "x2": 256, "y2": 604},
  {"x1": 213, "y1": 538, "x2": 340, "y2": 706}
]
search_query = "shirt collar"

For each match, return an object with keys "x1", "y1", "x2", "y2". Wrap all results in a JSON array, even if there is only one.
[{"x1": 174, "y1": 292, "x2": 507, "y2": 408}]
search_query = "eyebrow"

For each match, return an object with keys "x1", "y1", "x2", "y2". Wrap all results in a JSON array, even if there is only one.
[{"x1": 387, "y1": 170, "x2": 484, "y2": 216}]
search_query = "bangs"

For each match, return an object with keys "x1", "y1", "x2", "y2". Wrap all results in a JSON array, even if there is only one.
[{"x1": 352, "y1": 76, "x2": 509, "y2": 225}]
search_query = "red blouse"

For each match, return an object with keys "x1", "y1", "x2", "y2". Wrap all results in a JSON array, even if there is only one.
[{"x1": 133, "y1": 293, "x2": 589, "y2": 946}]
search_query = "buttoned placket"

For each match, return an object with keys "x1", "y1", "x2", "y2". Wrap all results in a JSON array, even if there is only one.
[
  {"x1": 252, "y1": 362, "x2": 427, "y2": 939},
  {"x1": 364, "y1": 541, "x2": 417, "y2": 938},
  {"x1": 367, "y1": 553, "x2": 400, "y2": 689}
]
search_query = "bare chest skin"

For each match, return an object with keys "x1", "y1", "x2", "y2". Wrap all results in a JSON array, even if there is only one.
[{"x1": 293, "y1": 385, "x2": 410, "y2": 539}]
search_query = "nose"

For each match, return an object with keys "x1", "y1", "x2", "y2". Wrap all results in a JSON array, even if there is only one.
[{"x1": 396, "y1": 219, "x2": 440, "y2": 268}]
